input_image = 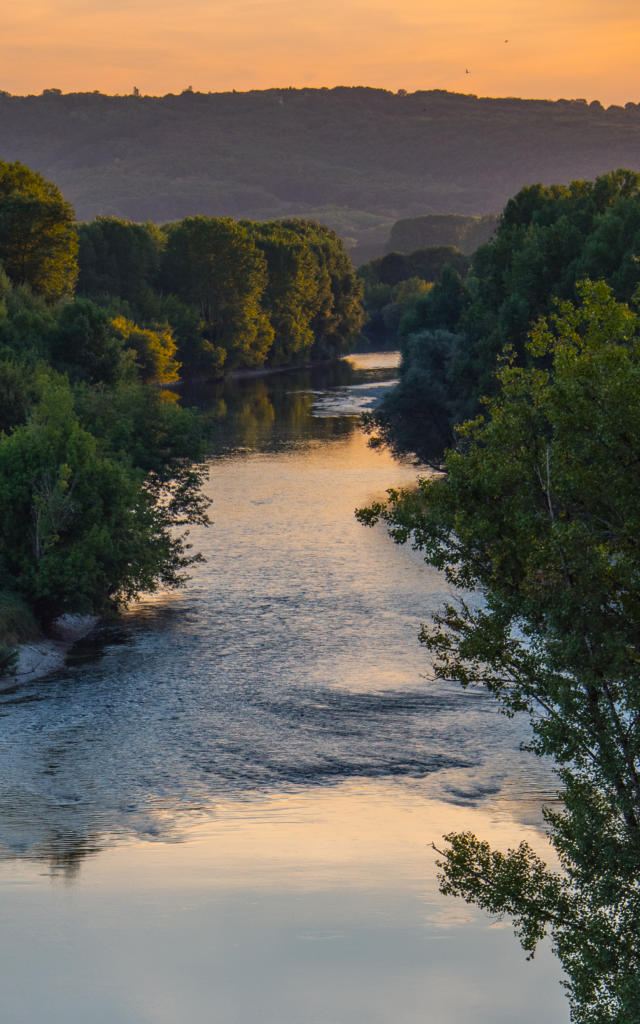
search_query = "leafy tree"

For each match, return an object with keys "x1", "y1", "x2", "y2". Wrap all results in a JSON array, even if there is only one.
[
  {"x1": 111, "y1": 315, "x2": 180, "y2": 385},
  {"x1": 364, "y1": 328, "x2": 464, "y2": 463},
  {"x1": 0, "y1": 358, "x2": 39, "y2": 433},
  {"x1": 0, "y1": 161, "x2": 78, "y2": 300},
  {"x1": 247, "y1": 222, "x2": 318, "y2": 365},
  {"x1": 358, "y1": 281, "x2": 640, "y2": 1022},
  {"x1": 161, "y1": 217, "x2": 273, "y2": 367},
  {"x1": 280, "y1": 220, "x2": 364, "y2": 357},
  {"x1": 0, "y1": 277, "x2": 57, "y2": 362},
  {"x1": 48, "y1": 299, "x2": 132, "y2": 385},
  {"x1": 77, "y1": 217, "x2": 163, "y2": 303},
  {"x1": 0, "y1": 373, "x2": 207, "y2": 625}
]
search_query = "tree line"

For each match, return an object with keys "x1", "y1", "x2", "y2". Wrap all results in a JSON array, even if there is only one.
[
  {"x1": 77, "y1": 214, "x2": 363, "y2": 376},
  {"x1": 368, "y1": 168, "x2": 640, "y2": 463},
  {"x1": 359, "y1": 170, "x2": 640, "y2": 1022},
  {"x1": 0, "y1": 160, "x2": 362, "y2": 670}
]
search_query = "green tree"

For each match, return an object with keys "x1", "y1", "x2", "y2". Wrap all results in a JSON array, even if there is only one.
[
  {"x1": 48, "y1": 299, "x2": 131, "y2": 385},
  {"x1": 280, "y1": 220, "x2": 364, "y2": 357},
  {"x1": 358, "y1": 281, "x2": 640, "y2": 1023},
  {"x1": 247, "y1": 221, "x2": 320, "y2": 365},
  {"x1": 161, "y1": 217, "x2": 273, "y2": 367},
  {"x1": 0, "y1": 358, "x2": 39, "y2": 433},
  {"x1": 0, "y1": 161, "x2": 78, "y2": 300},
  {"x1": 111, "y1": 315, "x2": 180, "y2": 385},
  {"x1": 77, "y1": 217, "x2": 163, "y2": 303},
  {"x1": 370, "y1": 170, "x2": 640, "y2": 464},
  {"x1": 0, "y1": 373, "x2": 207, "y2": 625}
]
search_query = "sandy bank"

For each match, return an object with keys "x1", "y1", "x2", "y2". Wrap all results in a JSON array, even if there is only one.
[{"x1": 9, "y1": 615, "x2": 98, "y2": 687}]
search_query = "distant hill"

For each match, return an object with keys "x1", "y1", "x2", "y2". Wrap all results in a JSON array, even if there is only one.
[
  {"x1": 386, "y1": 214, "x2": 499, "y2": 256},
  {"x1": 2, "y1": 87, "x2": 640, "y2": 258}
]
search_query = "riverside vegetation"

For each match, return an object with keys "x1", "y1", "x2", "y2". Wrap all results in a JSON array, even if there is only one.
[
  {"x1": 359, "y1": 170, "x2": 640, "y2": 1022},
  {"x1": 0, "y1": 160, "x2": 363, "y2": 671}
]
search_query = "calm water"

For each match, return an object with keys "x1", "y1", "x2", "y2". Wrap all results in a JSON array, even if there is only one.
[{"x1": 0, "y1": 354, "x2": 568, "y2": 1023}]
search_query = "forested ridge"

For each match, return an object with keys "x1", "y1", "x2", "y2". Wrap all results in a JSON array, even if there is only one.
[{"x1": 3, "y1": 88, "x2": 640, "y2": 257}]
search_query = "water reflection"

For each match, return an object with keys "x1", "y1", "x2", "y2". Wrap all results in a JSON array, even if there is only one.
[
  {"x1": 181, "y1": 355, "x2": 401, "y2": 454},
  {"x1": 0, "y1": 782, "x2": 567, "y2": 1024},
  {"x1": 0, "y1": 418, "x2": 556, "y2": 877}
]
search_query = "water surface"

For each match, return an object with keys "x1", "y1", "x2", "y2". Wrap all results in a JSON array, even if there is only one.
[{"x1": 0, "y1": 353, "x2": 568, "y2": 1023}]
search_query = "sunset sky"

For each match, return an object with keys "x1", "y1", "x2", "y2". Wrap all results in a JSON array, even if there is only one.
[{"x1": 3, "y1": 0, "x2": 640, "y2": 105}]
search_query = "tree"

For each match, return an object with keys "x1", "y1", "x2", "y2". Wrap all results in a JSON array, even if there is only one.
[
  {"x1": 279, "y1": 220, "x2": 364, "y2": 357},
  {"x1": 161, "y1": 217, "x2": 273, "y2": 367},
  {"x1": 0, "y1": 373, "x2": 208, "y2": 625},
  {"x1": 358, "y1": 281, "x2": 640, "y2": 1022},
  {"x1": 369, "y1": 170, "x2": 640, "y2": 465},
  {"x1": 77, "y1": 217, "x2": 163, "y2": 303},
  {"x1": 111, "y1": 315, "x2": 180, "y2": 385},
  {"x1": 0, "y1": 161, "x2": 78, "y2": 300},
  {"x1": 48, "y1": 299, "x2": 131, "y2": 385}
]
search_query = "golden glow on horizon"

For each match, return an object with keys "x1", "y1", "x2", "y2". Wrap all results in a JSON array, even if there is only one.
[{"x1": 3, "y1": 0, "x2": 640, "y2": 106}]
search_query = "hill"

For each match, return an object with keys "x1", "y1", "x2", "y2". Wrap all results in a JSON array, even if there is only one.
[{"x1": 2, "y1": 87, "x2": 640, "y2": 256}]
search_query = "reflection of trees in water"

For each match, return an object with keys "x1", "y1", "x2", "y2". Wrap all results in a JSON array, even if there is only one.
[
  {"x1": 0, "y1": 792, "x2": 185, "y2": 879},
  {"x1": 34, "y1": 834, "x2": 102, "y2": 880},
  {"x1": 0, "y1": 795, "x2": 103, "y2": 878},
  {"x1": 183, "y1": 358, "x2": 373, "y2": 453}
]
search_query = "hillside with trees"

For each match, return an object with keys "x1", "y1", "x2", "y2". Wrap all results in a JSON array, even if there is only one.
[{"x1": 3, "y1": 88, "x2": 640, "y2": 257}]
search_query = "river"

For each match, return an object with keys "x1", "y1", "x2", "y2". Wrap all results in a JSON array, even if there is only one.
[{"x1": 0, "y1": 352, "x2": 568, "y2": 1023}]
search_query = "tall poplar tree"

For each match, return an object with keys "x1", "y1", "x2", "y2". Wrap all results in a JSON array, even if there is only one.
[{"x1": 0, "y1": 161, "x2": 78, "y2": 300}]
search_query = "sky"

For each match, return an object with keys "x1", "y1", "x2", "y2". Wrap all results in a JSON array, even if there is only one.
[{"x1": 3, "y1": 0, "x2": 640, "y2": 105}]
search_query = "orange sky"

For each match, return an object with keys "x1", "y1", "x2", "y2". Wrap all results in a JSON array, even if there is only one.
[{"x1": 3, "y1": 0, "x2": 640, "y2": 105}]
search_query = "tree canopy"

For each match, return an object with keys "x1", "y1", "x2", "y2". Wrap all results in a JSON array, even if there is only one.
[
  {"x1": 0, "y1": 160, "x2": 78, "y2": 300},
  {"x1": 76, "y1": 214, "x2": 364, "y2": 376},
  {"x1": 369, "y1": 170, "x2": 640, "y2": 465}
]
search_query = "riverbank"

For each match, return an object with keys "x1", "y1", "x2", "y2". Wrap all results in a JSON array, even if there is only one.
[{"x1": 8, "y1": 614, "x2": 98, "y2": 687}]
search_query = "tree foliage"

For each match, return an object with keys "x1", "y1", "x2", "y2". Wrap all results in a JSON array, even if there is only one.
[
  {"x1": 370, "y1": 170, "x2": 640, "y2": 465},
  {"x1": 161, "y1": 216, "x2": 274, "y2": 367},
  {"x1": 0, "y1": 166, "x2": 210, "y2": 640},
  {"x1": 0, "y1": 370, "x2": 208, "y2": 627},
  {"x1": 76, "y1": 214, "x2": 364, "y2": 375},
  {"x1": 0, "y1": 160, "x2": 78, "y2": 300},
  {"x1": 358, "y1": 281, "x2": 640, "y2": 1022}
]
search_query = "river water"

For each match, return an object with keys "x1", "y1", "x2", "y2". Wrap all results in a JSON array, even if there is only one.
[{"x1": 0, "y1": 353, "x2": 568, "y2": 1023}]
